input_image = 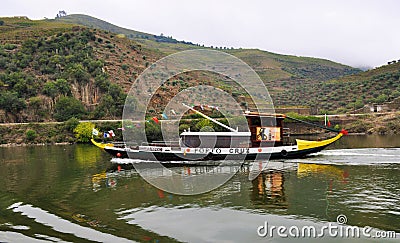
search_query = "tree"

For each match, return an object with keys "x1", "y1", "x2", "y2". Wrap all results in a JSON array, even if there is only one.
[
  {"x1": 375, "y1": 94, "x2": 388, "y2": 104},
  {"x1": 73, "y1": 122, "x2": 94, "y2": 143},
  {"x1": 66, "y1": 63, "x2": 90, "y2": 83},
  {"x1": 44, "y1": 79, "x2": 71, "y2": 99},
  {"x1": 43, "y1": 82, "x2": 58, "y2": 101},
  {"x1": 54, "y1": 96, "x2": 86, "y2": 121},
  {"x1": 54, "y1": 78, "x2": 71, "y2": 96},
  {"x1": 28, "y1": 96, "x2": 43, "y2": 121},
  {"x1": 0, "y1": 91, "x2": 26, "y2": 119},
  {"x1": 0, "y1": 20, "x2": 4, "y2": 26}
]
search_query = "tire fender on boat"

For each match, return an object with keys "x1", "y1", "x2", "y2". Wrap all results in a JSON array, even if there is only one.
[
  {"x1": 281, "y1": 150, "x2": 288, "y2": 157},
  {"x1": 205, "y1": 152, "x2": 214, "y2": 160}
]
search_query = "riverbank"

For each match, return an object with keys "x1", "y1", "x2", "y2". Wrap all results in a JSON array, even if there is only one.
[
  {"x1": 0, "y1": 120, "x2": 122, "y2": 146},
  {"x1": 0, "y1": 112, "x2": 399, "y2": 145}
]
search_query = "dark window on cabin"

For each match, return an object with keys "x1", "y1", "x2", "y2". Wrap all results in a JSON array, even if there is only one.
[{"x1": 247, "y1": 116, "x2": 277, "y2": 127}]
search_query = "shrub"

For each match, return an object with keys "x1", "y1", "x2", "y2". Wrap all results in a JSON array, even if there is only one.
[
  {"x1": 26, "y1": 129, "x2": 37, "y2": 142},
  {"x1": 3, "y1": 43, "x2": 17, "y2": 50},
  {"x1": 121, "y1": 64, "x2": 128, "y2": 70},
  {"x1": 73, "y1": 122, "x2": 94, "y2": 143},
  {"x1": 64, "y1": 117, "x2": 80, "y2": 132},
  {"x1": 145, "y1": 121, "x2": 161, "y2": 142}
]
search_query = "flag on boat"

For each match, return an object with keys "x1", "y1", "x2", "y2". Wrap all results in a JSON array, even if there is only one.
[
  {"x1": 152, "y1": 116, "x2": 160, "y2": 123},
  {"x1": 103, "y1": 132, "x2": 110, "y2": 138},
  {"x1": 162, "y1": 113, "x2": 168, "y2": 119},
  {"x1": 108, "y1": 130, "x2": 115, "y2": 137},
  {"x1": 92, "y1": 128, "x2": 99, "y2": 136},
  {"x1": 171, "y1": 109, "x2": 176, "y2": 115},
  {"x1": 325, "y1": 114, "x2": 331, "y2": 127}
]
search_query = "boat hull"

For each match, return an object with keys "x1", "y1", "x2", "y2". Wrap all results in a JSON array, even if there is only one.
[
  {"x1": 94, "y1": 133, "x2": 344, "y2": 162},
  {"x1": 122, "y1": 145, "x2": 330, "y2": 161}
]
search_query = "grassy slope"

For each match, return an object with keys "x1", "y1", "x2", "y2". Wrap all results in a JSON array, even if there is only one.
[{"x1": 0, "y1": 17, "x2": 73, "y2": 44}]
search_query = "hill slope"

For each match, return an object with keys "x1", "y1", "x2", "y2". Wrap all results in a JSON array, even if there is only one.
[
  {"x1": 3, "y1": 15, "x2": 395, "y2": 124},
  {"x1": 56, "y1": 14, "x2": 363, "y2": 106},
  {"x1": 277, "y1": 62, "x2": 400, "y2": 113}
]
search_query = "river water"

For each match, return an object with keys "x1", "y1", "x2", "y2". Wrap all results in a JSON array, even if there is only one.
[{"x1": 0, "y1": 135, "x2": 399, "y2": 242}]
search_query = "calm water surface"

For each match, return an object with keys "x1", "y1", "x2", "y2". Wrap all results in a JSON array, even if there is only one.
[{"x1": 0, "y1": 135, "x2": 399, "y2": 242}]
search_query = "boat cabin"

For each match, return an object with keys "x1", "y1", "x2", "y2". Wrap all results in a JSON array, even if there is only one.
[
  {"x1": 245, "y1": 112, "x2": 286, "y2": 147},
  {"x1": 180, "y1": 131, "x2": 251, "y2": 148},
  {"x1": 180, "y1": 112, "x2": 286, "y2": 148}
]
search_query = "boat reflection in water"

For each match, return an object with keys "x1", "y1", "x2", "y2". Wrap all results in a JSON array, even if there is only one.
[
  {"x1": 251, "y1": 169, "x2": 287, "y2": 208},
  {"x1": 297, "y1": 163, "x2": 349, "y2": 182}
]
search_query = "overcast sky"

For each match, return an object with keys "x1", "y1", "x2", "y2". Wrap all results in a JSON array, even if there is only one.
[{"x1": 2, "y1": 0, "x2": 400, "y2": 68}]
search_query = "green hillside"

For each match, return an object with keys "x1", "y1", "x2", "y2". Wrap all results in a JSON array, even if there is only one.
[
  {"x1": 57, "y1": 15, "x2": 359, "y2": 82},
  {"x1": 2, "y1": 14, "x2": 397, "y2": 124},
  {"x1": 277, "y1": 62, "x2": 400, "y2": 114},
  {"x1": 56, "y1": 14, "x2": 363, "y2": 108}
]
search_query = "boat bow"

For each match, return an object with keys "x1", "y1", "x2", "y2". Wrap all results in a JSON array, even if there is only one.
[
  {"x1": 91, "y1": 138, "x2": 114, "y2": 149},
  {"x1": 296, "y1": 132, "x2": 343, "y2": 151}
]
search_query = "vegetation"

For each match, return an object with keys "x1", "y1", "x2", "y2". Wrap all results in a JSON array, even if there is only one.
[
  {"x1": 25, "y1": 129, "x2": 37, "y2": 142},
  {"x1": 0, "y1": 17, "x2": 134, "y2": 122},
  {"x1": 63, "y1": 117, "x2": 80, "y2": 132},
  {"x1": 73, "y1": 122, "x2": 94, "y2": 143},
  {"x1": 0, "y1": 13, "x2": 399, "y2": 143},
  {"x1": 54, "y1": 96, "x2": 87, "y2": 121},
  {"x1": 284, "y1": 112, "x2": 321, "y2": 123},
  {"x1": 276, "y1": 62, "x2": 400, "y2": 114}
]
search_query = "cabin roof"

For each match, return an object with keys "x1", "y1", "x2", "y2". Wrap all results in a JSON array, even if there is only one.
[
  {"x1": 244, "y1": 111, "x2": 286, "y2": 119},
  {"x1": 180, "y1": 131, "x2": 251, "y2": 136}
]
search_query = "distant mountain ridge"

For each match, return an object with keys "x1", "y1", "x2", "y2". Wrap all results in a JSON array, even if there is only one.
[{"x1": 57, "y1": 14, "x2": 193, "y2": 45}]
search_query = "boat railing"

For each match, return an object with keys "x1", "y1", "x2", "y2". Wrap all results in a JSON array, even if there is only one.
[
  {"x1": 111, "y1": 141, "x2": 127, "y2": 148},
  {"x1": 283, "y1": 128, "x2": 290, "y2": 137},
  {"x1": 282, "y1": 128, "x2": 292, "y2": 145},
  {"x1": 150, "y1": 140, "x2": 180, "y2": 147},
  {"x1": 123, "y1": 141, "x2": 139, "y2": 150}
]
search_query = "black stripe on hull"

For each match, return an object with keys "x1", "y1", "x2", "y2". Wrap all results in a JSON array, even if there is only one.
[
  {"x1": 117, "y1": 145, "x2": 330, "y2": 162},
  {"x1": 104, "y1": 145, "x2": 328, "y2": 161},
  {"x1": 104, "y1": 148, "x2": 129, "y2": 158}
]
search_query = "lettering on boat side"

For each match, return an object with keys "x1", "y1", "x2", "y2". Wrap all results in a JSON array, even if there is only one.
[
  {"x1": 191, "y1": 148, "x2": 250, "y2": 154},
  {"x1": 229, "y1": 148, "x2": 250, "y2": 154},
  {"x1": 193, "y1": 148, "x2": 222, "y2": 154},
  {"x1": 149, "y1": 147, "x2": 163, "y2": 152}
]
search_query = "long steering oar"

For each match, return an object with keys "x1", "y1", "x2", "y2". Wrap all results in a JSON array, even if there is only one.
[{"x1": 285, "y1": 115, "x2": 347, "y2": 134}]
